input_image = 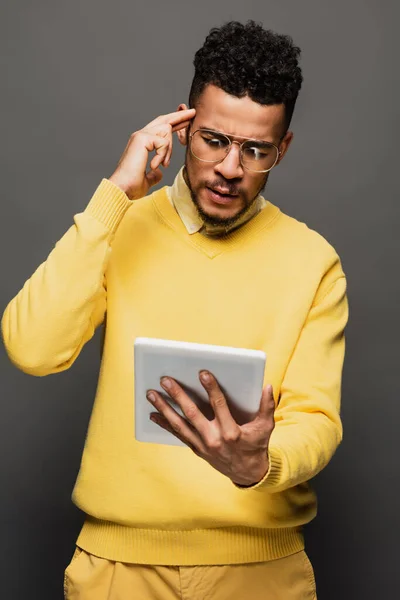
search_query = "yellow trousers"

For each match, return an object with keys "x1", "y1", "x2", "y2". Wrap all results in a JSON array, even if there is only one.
[{"x1": 64, "y1": 547, "x2": 317, "y2": 599}]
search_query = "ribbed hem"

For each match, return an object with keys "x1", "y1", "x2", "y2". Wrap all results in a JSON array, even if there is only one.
[
  {"x1": 85, "y1": 179, "x2": 132, "y2": 233},
  {"x1": 76, "y1": 517, "x2": 304, "y2": 565},
  {"x1": 234, "y1": 446, "x2": 284, "y2": 491}
]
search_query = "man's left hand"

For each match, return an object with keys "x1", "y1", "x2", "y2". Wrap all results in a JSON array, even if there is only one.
[{"x1": 146, "y1": 371, "x2": 275, "y2": 487}]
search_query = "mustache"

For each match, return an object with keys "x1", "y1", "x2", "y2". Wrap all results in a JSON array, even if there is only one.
[{"x1": 204, "y1": 179, "x2": 243, "y2": 196}]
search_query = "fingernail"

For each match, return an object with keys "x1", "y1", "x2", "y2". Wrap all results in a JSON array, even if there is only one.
[
  {"x1": 147, "y1": 392, "x2": 156, "y2": 402},
  {"x1": 200, "y1": 371, "x2": 210, "y2": 383},
  {"x1": 161, "y1": 377, "x2": 172, "y2": 389}
]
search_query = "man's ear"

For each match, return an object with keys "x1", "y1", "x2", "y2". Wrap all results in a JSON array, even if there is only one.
[
  {"x1": 276, "y1": 131, "x2": 294, "y2": 165},
  {"x1": 176, "y1": 103, "x2": 191, "y2": 146}
]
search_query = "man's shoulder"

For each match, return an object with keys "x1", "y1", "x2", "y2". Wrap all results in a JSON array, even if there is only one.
[
  {"x1": 270, "y1": 206, "x2": 346, "y2": 286},
  {"x1": 276, "y1": 207, "x2": 342, "y2": 262},
  {"x1": 119, "y1": 186, "x2": 167, "y2": 225}
]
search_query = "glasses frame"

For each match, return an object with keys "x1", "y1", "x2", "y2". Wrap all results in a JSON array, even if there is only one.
[{"x1": 189, "y1": 128, "x2": 282, "y2": 173}]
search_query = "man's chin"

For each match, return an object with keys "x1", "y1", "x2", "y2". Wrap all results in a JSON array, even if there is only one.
[
  {"x1": 196, "y1": 202, "x2": 245, "y2": 228},
  {"x1": 194, "y1": 189, "x2": 247, "y2": 227}
]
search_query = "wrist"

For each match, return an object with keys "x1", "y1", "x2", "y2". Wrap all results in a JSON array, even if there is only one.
[
  {"x1": 108, "y1": 173, "x2": 133, "y2": 198},
  {"x1": 231, "y1": 459, "x2": 269, "y2": 488},
  {"x1": 233, "y1": 480, "x2": 259, "y2": 488}
]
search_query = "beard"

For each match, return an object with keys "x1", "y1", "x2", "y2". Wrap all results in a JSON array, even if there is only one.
[{"x1": 183, "y1": 160, "x2": 269, "y2": 231}]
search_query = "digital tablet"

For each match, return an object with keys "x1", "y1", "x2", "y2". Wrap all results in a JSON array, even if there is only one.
[{"x1": 134, "y1": 337, "x2": 266, "y2": 446}]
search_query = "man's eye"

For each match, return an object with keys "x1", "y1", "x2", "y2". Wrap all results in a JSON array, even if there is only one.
[
  {"x1": 204, "y1": 137, "x2": 225, "y2": 147},
  {"x1": 246, "y1": 147, "x2": 269, "y2": 159}
]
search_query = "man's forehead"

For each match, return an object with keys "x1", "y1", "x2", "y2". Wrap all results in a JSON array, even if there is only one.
[
  {"x1": 195, "y1": 123, "x2": 273, "y2": 142},
  {"x1": 194, "y1": 85, "x2": 285, "y2": 139},
  {"x1": 193, "y1": 114, "x2": 282, "y2": 142}
]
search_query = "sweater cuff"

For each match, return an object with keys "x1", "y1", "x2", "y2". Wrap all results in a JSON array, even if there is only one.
[
  {"x1": 233, "y1": 446, "x2": 283, "y2": 491},
  {"x1": 84, "y1": 179, "x2": 133, "y2": 234}
]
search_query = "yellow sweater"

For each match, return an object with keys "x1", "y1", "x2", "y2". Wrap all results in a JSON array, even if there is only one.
[{"x1": 1, "y1": 176, "x2": 348, "y2": 565}]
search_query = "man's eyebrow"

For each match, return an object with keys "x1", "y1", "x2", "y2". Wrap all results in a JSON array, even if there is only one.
[{"x1": 196, "y1": 125, "x2": 273, "y2": 145}]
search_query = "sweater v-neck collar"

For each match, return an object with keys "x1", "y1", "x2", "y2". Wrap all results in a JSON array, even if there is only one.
[{"x1": 152, "y1": 186, "x2": 282, "y2": 259}]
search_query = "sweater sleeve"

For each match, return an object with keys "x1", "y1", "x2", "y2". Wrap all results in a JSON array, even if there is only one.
[
  {"x1": 1, "y1": 179, "x2": 132, "y2": 376},
  {"x1": 239, "y1": 273, "x2": 349, "y2": 493}
]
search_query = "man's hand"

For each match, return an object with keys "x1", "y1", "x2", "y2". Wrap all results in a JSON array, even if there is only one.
[
  {"x1": 109, "y1": 108, "x2": 195, "y2": 200},
  {"x1": 146, "y1": 371, "x2": 275, "y2": 487}
]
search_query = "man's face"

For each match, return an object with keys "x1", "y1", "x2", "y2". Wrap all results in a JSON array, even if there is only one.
[{"x1": 178, "y1": 84, "x2": 293, "y2": 229}]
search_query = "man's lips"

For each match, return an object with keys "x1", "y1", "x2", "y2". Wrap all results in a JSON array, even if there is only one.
[
  {"x1": 212, "y1": 185, "x2": 238, "y2": 196},
  {"x1": 206, "y1": 186, "x2": 239, "y2": 205}
]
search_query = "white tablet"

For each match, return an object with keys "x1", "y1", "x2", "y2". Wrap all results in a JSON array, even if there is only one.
[{"x1": 134, "y1": 337, "x2": 266, "y2": 446}]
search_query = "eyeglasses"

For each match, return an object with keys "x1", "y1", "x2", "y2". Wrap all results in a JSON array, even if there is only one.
[{"x1": 189, "y1": 128, "x2": 282, "y2": 173}]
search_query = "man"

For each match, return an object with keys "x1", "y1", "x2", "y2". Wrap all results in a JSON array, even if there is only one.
[{"x1": 2, "y1": 20, "x2": 348, "y2": 599}]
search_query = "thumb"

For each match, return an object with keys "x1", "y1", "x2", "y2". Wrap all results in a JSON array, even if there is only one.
[
  {"x1": 145, "y1": 167, "x2": 163, "y2": 188},
  {"x1": 257, "y1": 384, "x2": 275, "y2": 420}
]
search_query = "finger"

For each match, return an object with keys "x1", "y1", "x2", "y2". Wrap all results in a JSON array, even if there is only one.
[
  {"x1": 254, "y1": 384, "x2": 275, "y2": 428},
  {"x1": 145, "y1": 167, "x2": 163, "y2": 188},
  {"x1": 243, "y1": 385, "x2": 275, "y2": 444},
  {"x1": 164, "y1": 136, "x2": 175, "y2": 166},
  {"x1": 159, "y1": 377, "x2": 211, "y2": 441},
  {"x1": 165, "y1": 129, "x2": 177, "y2": 166},
  {"x1": 257, "y1": 384, "x2": 275, "y2": 420},
  {"x1": 148, "y1": 135, "x2": 171, "y2": 170},
  {"x1": 150, "y1": 152, "x2": 166, "y2": 171},
  {"x1": 145, "y1": 122, "x2": 172, "y2": 138},
  {"x1": 148, "y1": 118, "x2": 191, "y2": 135},
  {"x1": 147, "y1": 391, "x2": 205, "y2": 452},
  {"x1": 164, "y1": 147, "x2": 172, "y2": 168},
  {"x1": 163, "y1": 136, "x2": 173, "y2": 167},
  {"x1": 150, "y1": 413, "x2": 202, "y2": 455},
  {"x1": 165, "y1": 108, "x2": 196, "y2": 128},
  {"x1": 171, "y1": 120, "x2": 192, "y2": 133},
  {"x1": 126, "y1": 132, "x2": 167, "y2": 181},
  {"x1": 147, "y1": 108, "x2": 196, "y2": 129},
  {"x1": 145, "y1": 123, "x2": 173, "y2": 167},
  {"x1": 199, "y1": 371, "x2": 240, "y2": 440}
]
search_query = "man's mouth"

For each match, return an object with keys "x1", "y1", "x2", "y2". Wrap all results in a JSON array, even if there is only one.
[{"x1": 206, "y1": 186, "x2": 239, "y2": 204}]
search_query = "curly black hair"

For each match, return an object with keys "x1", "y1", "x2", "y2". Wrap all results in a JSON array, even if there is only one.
[{"x1": 189, "y1": 20, "x2": 303, "y2": 132}]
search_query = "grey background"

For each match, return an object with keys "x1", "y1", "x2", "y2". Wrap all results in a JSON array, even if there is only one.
[{"x1": 1, "y1": 1, "x2": 399, "y2": 598}]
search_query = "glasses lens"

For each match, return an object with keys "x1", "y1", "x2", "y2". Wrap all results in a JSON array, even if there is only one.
[
  {"x1": 241, "y1": 142, "x2": 278, "y2": 172},
  {"x1": 191, "y1": 130, "x2": 230, "y2": 162},
  {"x1": 190, "y1": 130, "x2": 279, "y2": 172}
]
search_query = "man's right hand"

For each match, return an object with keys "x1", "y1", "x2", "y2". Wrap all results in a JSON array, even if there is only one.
[{"x1": 109, "y1": 108, "x2": 195, "y2": 200}]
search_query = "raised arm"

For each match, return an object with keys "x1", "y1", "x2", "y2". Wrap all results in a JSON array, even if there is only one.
[{"x1": 1, "y1": 108, "x2": 196, "y2": 376}]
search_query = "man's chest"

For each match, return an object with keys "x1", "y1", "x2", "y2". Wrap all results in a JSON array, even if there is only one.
[{"x1": 104, "y1": 246, "x2": 317, "y2": 392}]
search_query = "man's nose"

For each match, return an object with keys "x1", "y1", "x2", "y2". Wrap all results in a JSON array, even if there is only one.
[{"x1": 214, "y1": 141, "x2": 244, "y2": 180}]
